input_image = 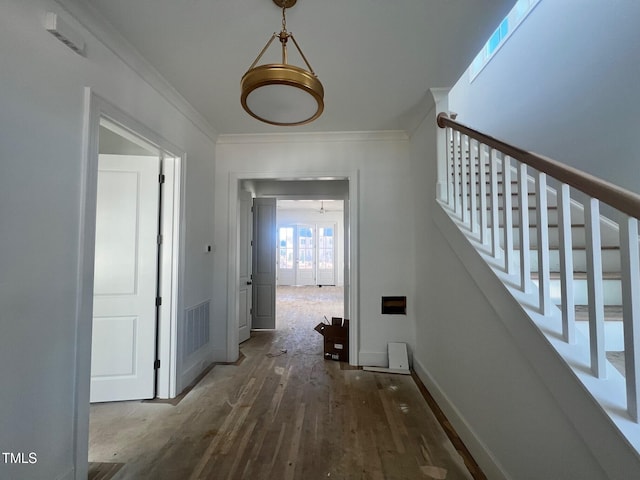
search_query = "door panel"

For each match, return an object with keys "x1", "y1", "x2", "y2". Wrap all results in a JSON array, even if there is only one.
[
  {"x1": 252, "y1": 198, "x2": 277, "y2": 329},
  {"x1": 277, "y1": 226, "x2": 295, "y2": 285},
  {"x1": 296, "y1": 225, "x2": 315, "y2": 285},
  {"x1": 278, "y1": 224, "x2": 324, "y2": 286},
  {"x1": 317, "y1": 223, "x2": 336, "y2": 285},
  {"x1": 238, "y1": 190, "x2": 253, "y2": 343},
  {"x1": 91, "y1": 154, "x2": 160, "y2": 402}
]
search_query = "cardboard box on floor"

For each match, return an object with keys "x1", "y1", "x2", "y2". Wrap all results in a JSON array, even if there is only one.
[{"x1": 314, "y1": 317, "x2": 349, "y2": 362}]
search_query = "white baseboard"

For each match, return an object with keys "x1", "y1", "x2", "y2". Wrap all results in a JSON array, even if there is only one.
[
  {"x1": 358, "y1": 350, "x2": 388, "y2": 367},
  {"x1": 412, "y1": 357, "x2": 511, "y2": 480},
  {"x1": 211, "y1": 347, "x2": 228, "y2": 363},
  {"x1": 180, "y1": 347, "x2": 214, "y2": 393},
  {"x1": 56, "y1": 467, "x2": 74, "y2": 480}
]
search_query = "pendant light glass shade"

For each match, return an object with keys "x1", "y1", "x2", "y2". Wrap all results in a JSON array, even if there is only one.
[{"x1": 241, "y1": 0, "x2": 324, "y2": 126}]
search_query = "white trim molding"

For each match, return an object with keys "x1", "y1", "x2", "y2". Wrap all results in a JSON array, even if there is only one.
[{"x1": 54, "y1": 0, "x2": 218, "y2": 142}]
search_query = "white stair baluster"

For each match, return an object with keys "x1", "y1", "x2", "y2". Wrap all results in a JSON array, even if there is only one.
[
  {"x1": 558, "y1": 183, "x2": 575, "y2": 344},
  {"x1": 502, "y1": 155, "x2": 514, "y2": 274},
  {"x1": 620, "y1": 215, "x2": 640, "y2": 421},
  {"x1": 461, "y1": 135, "x2": 469, "y2": 225},
  {"x1": 518, "y1": 162, "x2": 531, "y2": 292},
  {"x1": 489, "y1": 149, "x2": 500, "y2": 258},
  {"x1": 478, "y1": 143, "x2": 488, "y2": 246},
  {"x1": 445, "y1": 127, "x2": 452, "y2": 206},
  {"x1": 536, "y1": 172, "x2": 551, "y2": 315},
  {"x1": 469, "y1": 139, "x2": 477, "y2": 234},
  {"x1": 585, "y1": 197, "x2": 606, "y2": 378},
  {"x1": 453, "y1": 131, "x2": 460, "y2": 215}
]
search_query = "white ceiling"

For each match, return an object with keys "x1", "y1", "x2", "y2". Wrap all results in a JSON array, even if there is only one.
[{"x1": 67, "y1": 0, "x2": 515, "y2": 135}]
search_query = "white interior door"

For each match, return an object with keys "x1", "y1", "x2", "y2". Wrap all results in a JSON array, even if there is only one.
[
  {"x1": 238, "y1": 190, "x2": 253, "y2": 343},
  {"x1": 91, "y1": 154, "x2": 160, "y2": 402},
  {"x1": 277, "y1": 226, "x2": 295, "y2": 285},
  {"x1": 252, "y1": 198, "x2": 277, "y2": 329}
]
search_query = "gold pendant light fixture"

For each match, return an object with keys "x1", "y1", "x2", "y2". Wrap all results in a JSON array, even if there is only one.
[{"x1": 241, "y1": 0, "x2": 324, "y2": 126}]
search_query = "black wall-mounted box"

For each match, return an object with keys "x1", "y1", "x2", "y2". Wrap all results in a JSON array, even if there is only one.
[{"x1": 381, "y1": 296, "x2": 407, "y2": 315}]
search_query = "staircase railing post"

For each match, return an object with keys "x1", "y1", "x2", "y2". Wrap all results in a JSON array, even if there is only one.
[
  {"x1": 558, "y1": 183, "x2": 576, "y2": 344},
  {"x1": 478, "y1": 143, "x2": 489, "y2": 246},
  {"x1": 502, "y1": 154, "x2": 514, "y2": 274},
  {"x1": 461, "y1": 135, "x2": 469, "y2": 225},
  {"x1": 518, "y1": 162, "x2": 531, "y2": 292},
  {"x1": 489, "y1": 148, "x2": 500, "y2": 258},
  {"x1": 620, "y1": 215, "x2": 640, "y2": 421},
  {"x1": 535, "y1": 172, "x2": 551, "y2": 315},
  {"x1": 585, "y1": 197, "x2": 606, "y2": 378}
]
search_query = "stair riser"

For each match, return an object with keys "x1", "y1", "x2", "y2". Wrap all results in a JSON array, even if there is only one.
[
  {"x1": 525, "y1": 249, "x2": 621, "y2": 273},
  {"x1": 498, "y1": 227, "x2": 620, "y2": 249},
  {"x1": 575, "y1": 322, "x2": 624, "y2": 351}
]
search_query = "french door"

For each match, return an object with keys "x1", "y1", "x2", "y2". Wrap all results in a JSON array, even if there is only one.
[
  {"x1": 317, "y1": 225, "x2": 336, "y2": 285},
  {"x1": 277, "y1": 223, "x2": 335, "y2": 286}
]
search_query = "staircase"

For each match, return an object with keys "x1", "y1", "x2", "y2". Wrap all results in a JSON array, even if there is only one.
[
  {"x1": 436, "y1": 112, "x2": 640, "y2": 447},
  {"x1": 471, "y1": 161, "x2": 626, "y2": 356}
]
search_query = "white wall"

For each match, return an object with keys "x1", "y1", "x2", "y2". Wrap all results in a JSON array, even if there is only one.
[
  {"x1": 0, "y1": 1, "x2": 215, "y2": 478},
  {"x1": 410, "y1": 102, "x2": 640, "y2": 477},
  {"x1": 448, "y1": 0, "x2": 640, "y2": 196},
  {"x1": 214, "y1": 133, "x2": 416, "y2": 367}
]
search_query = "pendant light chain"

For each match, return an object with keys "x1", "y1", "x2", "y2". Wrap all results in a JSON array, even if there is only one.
[{"x1": 281, "y1": 4, "x2": 287, "y2": 33}]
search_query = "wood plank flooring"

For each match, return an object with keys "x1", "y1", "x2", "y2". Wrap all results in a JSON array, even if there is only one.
[{"x1": 89, "y1": 286, "x2": 479, "y2": 479}]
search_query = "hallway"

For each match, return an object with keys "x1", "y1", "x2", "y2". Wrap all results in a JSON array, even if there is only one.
[{"x1": 89, "y1": 287, "x2": 477, "y2": 479}]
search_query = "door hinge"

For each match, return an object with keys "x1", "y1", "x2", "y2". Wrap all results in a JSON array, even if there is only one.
[
  {"x1": 154, "y1": 359, "x2": 161, "y2": 369},
  {"x1": 250, "y1": 308, "x2": 253, "y2": 315},
  {"x1": 159, "y1": 174, "x2": 166, "y2": 184},
  {"x1": 155, "y1": 297, "x2": 162, "y2": 307},
  {"x1": 157, "y1": 234, "x2": 163, "y2": 245},
  {"x1": 250, "y1": 240, "x2": 253, "y2": 246}
]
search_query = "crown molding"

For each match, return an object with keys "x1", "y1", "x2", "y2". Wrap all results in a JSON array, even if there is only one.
[
  {"x1": 54, "y1": 0, "x2": 218, "y2": 143},
  {"x1": 216, "y1": 130, "x2": 409, "y2": 145}
]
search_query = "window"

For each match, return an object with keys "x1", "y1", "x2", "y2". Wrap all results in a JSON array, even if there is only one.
[{"x1": 469, "y1": 0, "x2": 540, "y2": 81}]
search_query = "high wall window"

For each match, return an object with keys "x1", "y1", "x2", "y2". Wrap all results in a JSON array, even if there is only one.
[{"x1": 469, "y1": 0, "x2": 540, "y2": 81}]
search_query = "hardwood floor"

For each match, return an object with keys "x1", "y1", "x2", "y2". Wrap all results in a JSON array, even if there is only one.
[{"x1": 89, "y1": 286, "x2": 480, "y2": 479}]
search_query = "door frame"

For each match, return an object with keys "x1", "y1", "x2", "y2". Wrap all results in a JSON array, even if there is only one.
[
  {"x1": 226, "y1": 171, "x2": 359, "y2": 366},
  {"x1": 74, "y1": 89, "x2": 185, "y2": 476}
]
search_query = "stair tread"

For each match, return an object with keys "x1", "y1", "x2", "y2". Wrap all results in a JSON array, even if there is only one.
[
  {"x1": 531, "y1": 271, "x2": 622, "y2": 280},
  {"x1": 515, "y1": 246, "x2": 620, "y2": 251}
]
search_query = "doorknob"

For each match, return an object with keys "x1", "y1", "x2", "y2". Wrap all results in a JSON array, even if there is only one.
[{"x1": 246, "y1": 281, "x2": 252, "y2": 285}]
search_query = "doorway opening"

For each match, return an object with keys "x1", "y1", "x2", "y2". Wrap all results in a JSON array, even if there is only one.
[
  {"x1": 276, "y1": 199, "x2": 345, "y2": 331},
  {"x1": 76, "y1": 90, "x2": 184, "y2": 477},
  {"x1": 90, "y1": 118, "x2": 163, "y2": 403},
  {"x1": 229, "y1": 175, "x2": 358, "y2": 366}
]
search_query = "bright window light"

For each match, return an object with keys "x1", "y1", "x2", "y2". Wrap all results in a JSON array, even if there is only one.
[{"x1": 469, "y1": 0, "x2": 540, "y2": 81}]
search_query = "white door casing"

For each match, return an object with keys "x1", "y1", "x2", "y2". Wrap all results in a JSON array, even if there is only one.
[
  {"x1": 91, "y1": 154, "x2": 160, "y2": 402},
  {"x1": 252, "y1": 198, "x2": 277, "y2": 329},
  {"x1": 238, "y1": 190, "x2": 253, "y2": 343}
]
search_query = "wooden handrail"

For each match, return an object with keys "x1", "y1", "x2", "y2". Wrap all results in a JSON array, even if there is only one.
[{"x1": 437, "y1": 112, "x2": 640, "y2": 220}]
